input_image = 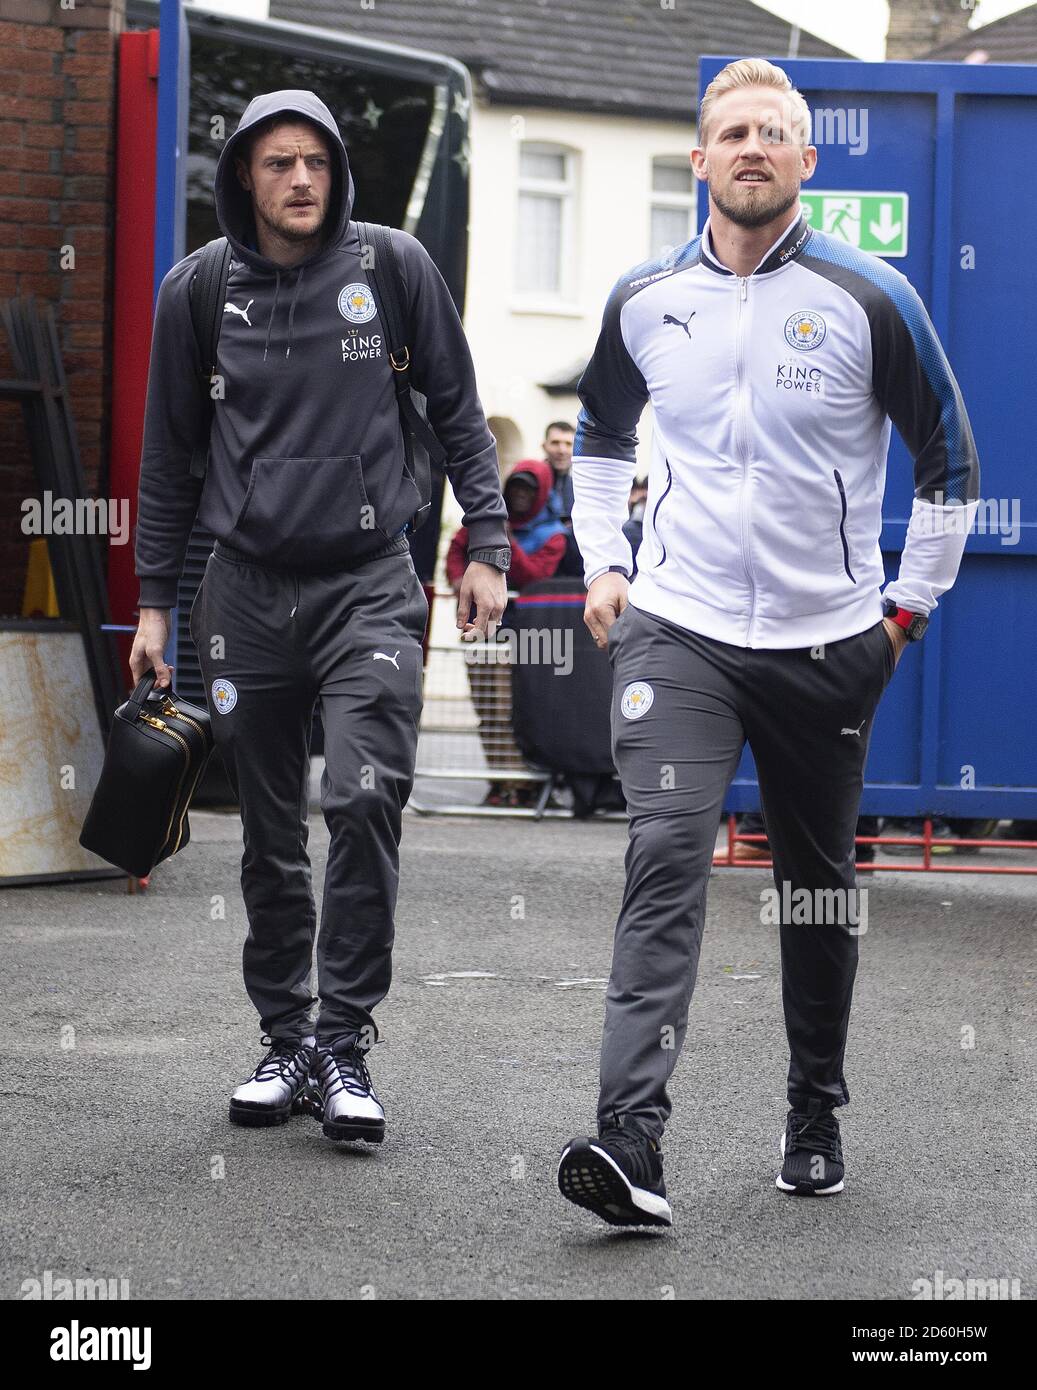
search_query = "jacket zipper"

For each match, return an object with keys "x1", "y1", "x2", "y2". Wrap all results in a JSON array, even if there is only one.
[
  {"x1": 735, "y1": 275, "x2": 757, "y2": 642},
  {"x1": 651, "y1": 458, "x2": 674, "y2": 567},
  {"x1": 833, "y1": 469, "x2": 856, "y2": 583},
  {"x1": 290, "y1": 571, "x2": 298, "y2": 619}
]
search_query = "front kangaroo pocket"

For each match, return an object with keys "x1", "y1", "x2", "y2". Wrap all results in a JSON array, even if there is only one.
[{"x1": 229, "y1": 456, "x2": 369, "y2": 566}]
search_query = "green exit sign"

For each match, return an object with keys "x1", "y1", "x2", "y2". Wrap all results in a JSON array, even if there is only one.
[{"x1": 801, "y1": 191, "x2": 909, "y2": 258}]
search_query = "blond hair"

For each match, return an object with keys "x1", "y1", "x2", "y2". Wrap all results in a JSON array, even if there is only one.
[{"x1": 698, "y1": 58, "x2": 812, "y2": 147}]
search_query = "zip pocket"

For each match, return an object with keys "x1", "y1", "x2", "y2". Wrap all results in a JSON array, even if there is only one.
[
  {"x1": 652, "y1": 459, "x2": 674, "y2": 568},
  {"x1": 833, "y1": 469, "x2": 856, "y2": 584}
]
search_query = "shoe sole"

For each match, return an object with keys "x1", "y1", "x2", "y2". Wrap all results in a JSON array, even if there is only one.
[
  {"x1": 229, "y1": 1084, "x2": 319, "y2": 1128},
  {"x1": 776, "y1": 1130, "x2": 844, "y2": 1195},
  {"x1": 228, "y1": 1099, "x2": 291, "y2": 1127},
  {"x1": 557, "y1": 1140, "x2": 672, "y2": 1227},
  {"x1": 322, "y1": 1117, "x2": 385, "y2": 1145}
]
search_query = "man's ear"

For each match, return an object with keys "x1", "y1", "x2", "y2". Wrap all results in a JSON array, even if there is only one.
[
  {"x1": 234, "y1": 155, "x2": 251, "y2": 193},
  {"x1": 690, "y1": 147, "x2": 709, "y2": 183},
  {"x1": 800, "y1": 145, "x2": 818, "y2": 182}
]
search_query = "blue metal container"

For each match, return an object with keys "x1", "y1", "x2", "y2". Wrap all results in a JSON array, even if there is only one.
[{"x1": 698, "y1": 57, "x2": 1037, "y2": 819}]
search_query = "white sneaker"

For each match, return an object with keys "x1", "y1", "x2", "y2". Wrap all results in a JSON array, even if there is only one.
[
  {"x1": 313, "y1": 1040, "x2": 385, "y2": 1144},
  {"x1": 228, "y1": 1036, "x2": 314, "y2": 1128}
]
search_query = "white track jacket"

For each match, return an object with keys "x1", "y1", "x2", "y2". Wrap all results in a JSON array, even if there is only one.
[{"x1": 571, "y1": 211, "x2": 981, "y2": 648}]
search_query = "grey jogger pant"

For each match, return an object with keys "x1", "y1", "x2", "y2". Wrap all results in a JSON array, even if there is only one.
[
  {"x1": 189, "y1": 536, "x2": 428, "y2": 1047},
  {"x1": 598, "y1": 601, "x2": 896, "y2": 1140}
]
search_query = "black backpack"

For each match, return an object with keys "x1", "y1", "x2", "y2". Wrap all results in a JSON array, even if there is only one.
[{"x1": 186, "y1": 222, "x2": 444, "y2": 532}]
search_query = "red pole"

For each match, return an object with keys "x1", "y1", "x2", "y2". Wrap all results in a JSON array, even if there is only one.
[{"x1": 108, "y1": 29, "x2": 160, "y2": 689}]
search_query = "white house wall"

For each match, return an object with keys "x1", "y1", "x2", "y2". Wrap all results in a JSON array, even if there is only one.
[{"x1": 451, "y1": 101, "x2": 695, "y2": 534}]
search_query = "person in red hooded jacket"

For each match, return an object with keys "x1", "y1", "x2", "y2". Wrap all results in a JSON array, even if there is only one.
[
  {"x1": 447, "y1": 460, "x2": 568, "y2": 805},
  {"x1": 447, "y1": 459, "x2": 567, "y2": 589}
]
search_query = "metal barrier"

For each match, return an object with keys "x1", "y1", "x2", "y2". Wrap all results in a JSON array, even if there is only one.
[
  {"x1": 713, "y1": 816, "x2": 1037, "y2": 876},
  {"x1": 413, "y1": 588, "x2": 1037, "y2": 868},
  {"x1": 411, "y1": 586, "x2": 620, "y2": 817}
]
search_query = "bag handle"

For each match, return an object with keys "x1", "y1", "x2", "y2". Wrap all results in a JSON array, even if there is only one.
[{"x1": 125, "y1": 669, "x2": 184, "y2": 718}]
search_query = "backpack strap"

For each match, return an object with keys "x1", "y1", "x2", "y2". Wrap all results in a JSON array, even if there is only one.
[
  {"x1": 358, "y1": 221, "x2": 446, "y2": 531},
  {"x1": 188, "y1": 236, "x2": 233, "y2": 481}
]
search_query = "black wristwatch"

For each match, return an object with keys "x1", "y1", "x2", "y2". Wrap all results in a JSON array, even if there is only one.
[
  {"x1": 882, "y1": 599, "x2": 929, "y2": 641},
  {"x1": 469, "y1": 546, "x2": 511, "y2": 573}
]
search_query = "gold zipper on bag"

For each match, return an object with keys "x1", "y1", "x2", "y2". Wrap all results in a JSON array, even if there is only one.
[
  {"x1": 159, "y1": 696, "x2": 206, "y2": 743},
  {"x1": 169, "y1": 757, "x2": 207, "y2": 856},
  {"x1": 139, "y1": 712, "x2": 191, "y2": 851}
]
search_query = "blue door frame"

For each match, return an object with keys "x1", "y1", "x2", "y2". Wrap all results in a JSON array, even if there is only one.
[{"x1": 698, "y1": 57, "x2": 1037, "y2": 820}]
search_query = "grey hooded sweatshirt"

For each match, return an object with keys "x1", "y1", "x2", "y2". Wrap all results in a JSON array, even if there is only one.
[{"x1": 134, "y1": 89, "x2": 508, "y2": 609}]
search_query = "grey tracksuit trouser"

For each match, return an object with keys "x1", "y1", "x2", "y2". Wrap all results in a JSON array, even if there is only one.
[
  {"x1": 598, "y1": 601, "x2": 896, "y2": 1140},
  {"x1": 189, "y1": 536, "x2": 428, "y2": 1047}
]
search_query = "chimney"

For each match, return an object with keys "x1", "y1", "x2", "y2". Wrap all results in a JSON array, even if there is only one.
[{"x1": 886, "y1": 0, "x2": 979, "y2": 60}]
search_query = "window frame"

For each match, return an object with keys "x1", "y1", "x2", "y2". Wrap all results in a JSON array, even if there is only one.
[
  {"x1": 513, "y1": 140, "x2": 580, "y2": 313},
  {"x1": 648, "y1": 154, "x2": 696, "y2": 263}
]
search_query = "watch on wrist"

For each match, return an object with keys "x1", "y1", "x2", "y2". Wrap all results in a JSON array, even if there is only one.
[
  {"x1": 469, "y1": 546, "x2": 511, "y2": 573},
  {"x1": 882, "y1": 600, "x2": 928, "y2": 641}
]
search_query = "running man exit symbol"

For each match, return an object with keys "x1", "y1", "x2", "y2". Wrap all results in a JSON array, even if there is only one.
[{"x1": 801, "y1": 191, "x2": 909, "y2": 258}]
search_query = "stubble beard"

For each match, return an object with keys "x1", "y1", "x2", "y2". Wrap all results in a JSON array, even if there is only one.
[
  {"x1": 258, "y1": 199, "x2": 327, "y2": 245},
  {"x1": 710, "y1": 178, "x2": 800, "y2": 231}
]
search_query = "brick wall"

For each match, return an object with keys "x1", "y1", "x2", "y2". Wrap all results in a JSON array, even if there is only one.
[
  {"x1": 0, "y1": 0, "x2": 125, "y2": 616},
  {"x1": 886, "y1": 0, "x2": 977, "y2": 60}
]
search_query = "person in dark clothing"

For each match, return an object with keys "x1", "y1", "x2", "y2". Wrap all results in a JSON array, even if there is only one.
[
  {"x1": 543, "y1": 420, "x2": 576, "y2": 522},
  {"x1": 129, "y1": 90, "x2": 510, "y2": 1144},
  {"x1": 541, "y1": 420, "x2": 585, "y2": 577},
  {"x1": 448, "y1": 460, "x2": 567, "y2": 806}
]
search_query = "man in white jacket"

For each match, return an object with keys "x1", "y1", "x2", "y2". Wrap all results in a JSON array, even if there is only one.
[{"x1": 557, "y1": 59, "x2": 980, "y2": 1227}]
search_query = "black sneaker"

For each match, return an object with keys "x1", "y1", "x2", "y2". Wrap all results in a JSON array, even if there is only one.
[
  {"x1": 228, "y1": 1035, "x2": 314, "y2": 1127},
  {"x1": 776, "y1": 1108, "x2": 845, "y2": 1195},
  {"x1": 558, "y1": 1127, "x2": 672, "y2": 1227},
  {"x1": 312, "y1": 1038, "x2": 385, "y2": 1144}
]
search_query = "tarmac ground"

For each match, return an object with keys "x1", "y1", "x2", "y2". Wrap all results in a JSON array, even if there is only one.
[{"x1": 1, "y1": 809, "x2": 1034, "y2": 1301}]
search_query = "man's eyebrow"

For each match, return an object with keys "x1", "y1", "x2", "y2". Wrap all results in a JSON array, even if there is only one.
[
  {"x1": 262, "y1": 147, "x2": 329, "y2": 160},
  {"x1": 717, "y1": 114, "x2": 791, "y2": 136}
]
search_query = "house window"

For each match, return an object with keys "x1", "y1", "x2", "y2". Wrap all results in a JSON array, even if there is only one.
[
  {"x1": 650, "y1": 155, "x2": 695, "y2": 260},
  {"x1": 516, "y1": 142, "x2": 576, "y2": 299}
]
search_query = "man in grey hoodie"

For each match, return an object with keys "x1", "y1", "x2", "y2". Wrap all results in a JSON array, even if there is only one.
[{"x1": 129, "y1": 90, "x2": 510, "y2": 1144}]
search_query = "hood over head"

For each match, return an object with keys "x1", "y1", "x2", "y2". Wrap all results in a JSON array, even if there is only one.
[
  {"x1": 504, "y1": 459, "x2": 555, "y2": 519},
  {"x1": 214, "y1": 89, "x2": 355, "y2": 274}
]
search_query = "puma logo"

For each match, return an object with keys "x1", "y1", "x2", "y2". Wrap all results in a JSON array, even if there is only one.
[
  {"x1": 663, "y1": 310, "x2": 696, "y2": 338},
  {"x1": 840, "y1": 720, "x2": 865, "y2": 737},
  {"x1": 373, "y1": 650, "x2": 400, "y2": 670},
  {"x1": 224, "y1": 299, "x2": 254, "y2": 326}
]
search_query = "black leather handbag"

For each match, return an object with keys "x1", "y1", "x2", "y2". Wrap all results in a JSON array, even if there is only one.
[{"x1": 80, "y1": 670, "x2": 214, "y2": 877}]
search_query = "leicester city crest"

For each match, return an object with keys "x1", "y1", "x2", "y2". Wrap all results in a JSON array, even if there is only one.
[
  {"x1": 338, "y1": 283, "x2": 377, "y2": 324},
  {"x1": 784, "y1": 311, "x2": 827, "y2": 351}
]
